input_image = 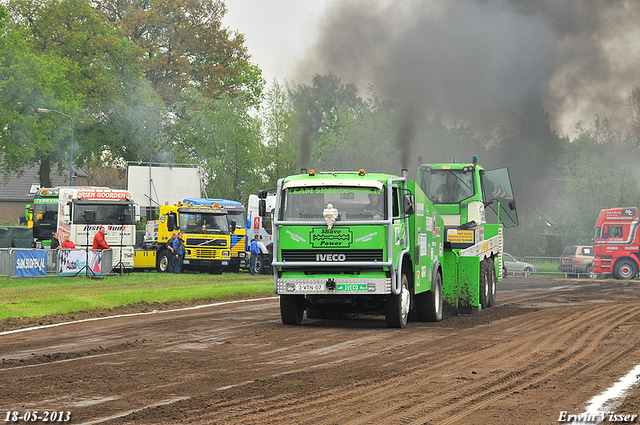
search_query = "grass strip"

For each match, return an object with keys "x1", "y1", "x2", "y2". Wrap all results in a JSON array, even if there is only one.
[{"x1": 0, "y1": 271, "x2": 273, "y2": 320}]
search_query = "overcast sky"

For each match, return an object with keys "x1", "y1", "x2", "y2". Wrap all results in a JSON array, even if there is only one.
[{"x1": 222, "y1": 0, "x2": 331, "y2": 84}]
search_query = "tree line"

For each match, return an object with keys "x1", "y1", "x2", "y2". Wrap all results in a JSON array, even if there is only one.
[{"x1": 1, "y1": 0, "x2": 640, "y2": 255}]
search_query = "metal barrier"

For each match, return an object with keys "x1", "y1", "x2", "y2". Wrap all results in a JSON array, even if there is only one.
[
  {"x1": 521, "y1": 257, "x2": 562, "y2": 275},
  {"x1": 0, "y1": 249, "x2": 11, "y2": 276},
  {"x1": 522, "y1": 256, "x2": 596, "y2": 278},
  {"x1": 0, "y1": 248, "x2": 113, "y2": 278},
  {"x1": 0, "y1": 248, "x2": 58, "y2": 277}
]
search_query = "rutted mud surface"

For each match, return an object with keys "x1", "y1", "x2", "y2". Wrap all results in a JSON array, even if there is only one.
[{"x1": 2, "y1": 276, "x2": 640, "y2": 424}]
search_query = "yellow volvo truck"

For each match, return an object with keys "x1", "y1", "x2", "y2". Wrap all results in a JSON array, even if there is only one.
[{"x1": 135, "y1": 203, "x2": 233, "y2": 274}]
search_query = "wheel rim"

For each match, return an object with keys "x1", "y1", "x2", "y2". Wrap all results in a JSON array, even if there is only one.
[
  {"x1": 401, "y1": 279, "x2": 410, "y2": 319},
  {"x1": 620, "y1": 265, "x2": 633, "y2": 279},
  {"x1": 160, "y1": 255, "x2": 167, "y2": 271}
]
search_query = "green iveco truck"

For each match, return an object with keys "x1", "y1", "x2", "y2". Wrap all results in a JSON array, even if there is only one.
[{"x1": 262, "y1": 156, "x2": 518, "y2": 328}]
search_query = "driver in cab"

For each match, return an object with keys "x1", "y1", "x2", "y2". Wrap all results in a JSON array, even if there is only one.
[
  {"x1": 363, "y1": 192, "x2": 384, "y2": 219},
  {"x1": 434, "y1": 172, "x2": 467, "y2": 203}
]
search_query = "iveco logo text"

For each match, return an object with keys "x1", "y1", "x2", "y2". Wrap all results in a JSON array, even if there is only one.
[{"x1": 316, "y1": 253, "x2": 346, "y2": 262}]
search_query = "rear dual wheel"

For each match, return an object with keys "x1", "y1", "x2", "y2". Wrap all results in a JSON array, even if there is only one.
[
  {"x1": 487, "y1": 258, "x2": 496, "y2": 308},
  {"x1": 480, "y1": 258, "x2": 496, "y2": 309}
]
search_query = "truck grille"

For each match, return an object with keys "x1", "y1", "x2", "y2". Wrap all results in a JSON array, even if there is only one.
[
  {"x1": 281, "y1": 249, "x2": 384, "y2": 262},
  {"x1": 186, "y1": 238, "x2": 227, "y2": 248},
  {"x1": 193, "y1": 248, "x2": 217, "y2": 259}
]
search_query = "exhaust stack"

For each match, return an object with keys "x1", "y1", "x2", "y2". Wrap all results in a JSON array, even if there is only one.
[{"x1": 401, "y1": 169, "x2": 408, "y2": 179}]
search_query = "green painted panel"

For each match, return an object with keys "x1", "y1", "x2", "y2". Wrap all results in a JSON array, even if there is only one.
[
  {"x1": 407, "y1": 181, "x2": 444, "y2": 295},
  {"x1": 278, "y1": 225, "x2": 387, "y2": 252}
]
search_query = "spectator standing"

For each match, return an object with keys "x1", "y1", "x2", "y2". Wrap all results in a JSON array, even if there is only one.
[
  {"x1": 92, "y1": 226, "x2": 111, "y2": 250},
  {"x1": 167, "y1": 231, "x2": 177, "y2": 273},
  {"x1": 250, "y1": 234, "x2": 261, "y2": 275},
  {"x1": 50, "y1": 232, "x2": 60, "y2": 249},
  {"x1": 173, "y1": 232, "x2": 185, "y2": 273},
  {"x1": 60, "y1": 234, "x2": 75, "y2": 249}
]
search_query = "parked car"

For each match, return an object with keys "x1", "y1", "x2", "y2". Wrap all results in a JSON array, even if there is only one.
[
  {"x1": 503, "y1": 252, "x2": 536, "y2": 277},
  {"x1": 558, "y1": 245, "x2": 596, "y2": 277}
]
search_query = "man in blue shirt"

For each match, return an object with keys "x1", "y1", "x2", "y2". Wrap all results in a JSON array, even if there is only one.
[
  {"x1": 173, "y1": 231, "x2": 185, "y2": 273},
  {"x1": 250, "y1": 234, "x2": 261, "y2": 275}
]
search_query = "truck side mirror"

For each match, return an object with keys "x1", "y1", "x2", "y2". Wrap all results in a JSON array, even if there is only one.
[
  {"x1": 134, "y1": 204, "x2": 141, "y2": 223},
  {"x1": 168, "y1": 213, "x2": 176, "y2": 231},
  {"x1": 230, "y1": 219, "x2": 237, "y2": 233},
  {"x1": 404, "y1": 194, "x2": 415, "y2": 215},
  {"x1": 259, "y1": 199, "x2": 266, "y2": 217},
  {"x1": 258, "y1": 190, "x2": 268, "y2": 199}
]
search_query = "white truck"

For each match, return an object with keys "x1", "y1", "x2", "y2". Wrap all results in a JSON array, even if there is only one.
[
  {"x1": 36, "y1": 187, "x2": 140, "y2": 269},
  {"x1": 246, "y1": 193, "x2": 276, "y2": 274}
]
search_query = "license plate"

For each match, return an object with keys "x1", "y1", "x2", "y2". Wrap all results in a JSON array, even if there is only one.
[
  {"x1": 295, "y1": 284, "x2": 324, "y2": 291},
  {"x1": 337, "y1": 284, "x2": 367, "y2": 291}
]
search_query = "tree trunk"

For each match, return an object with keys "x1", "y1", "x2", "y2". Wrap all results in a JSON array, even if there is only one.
[{"x1": 38, "y1": 155, "x2": 52, "y2": 187}]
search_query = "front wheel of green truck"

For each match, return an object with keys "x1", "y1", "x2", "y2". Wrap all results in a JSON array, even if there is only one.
[
  {"x1": 386, "y1": 273, "x2": 411, "y2": 328},
  {"x1": 280, "y1": 295, "x2": 305, "y2": 325},
  {"x1": 416, "y1": 271, "x2": 443, "y2": 322}
]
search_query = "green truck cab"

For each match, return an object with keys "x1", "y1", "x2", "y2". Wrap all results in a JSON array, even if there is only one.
[
  {"x1": 417, "y1": 157, "x2": 518, "y2": 313},
  {"x1": 267, "y1": 158, "x2": 517, "y2": 328}
]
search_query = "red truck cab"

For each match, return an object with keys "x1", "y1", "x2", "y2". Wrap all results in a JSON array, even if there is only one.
[{"x1": 592, "y1": 207, "x2": 640, "y2": 279}]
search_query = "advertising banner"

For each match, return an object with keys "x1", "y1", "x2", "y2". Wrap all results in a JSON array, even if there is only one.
[
  {"x1": 58, "y1": 249, "x2": 102, "y2": 276},
  {"x1": 14, "y1": 250, "x2": 48, "y2": 277}
]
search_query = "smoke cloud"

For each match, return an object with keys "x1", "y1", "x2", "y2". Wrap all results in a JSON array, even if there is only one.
[{"x1": 295, "y1": 0, "x2": 640, "y2": 168}]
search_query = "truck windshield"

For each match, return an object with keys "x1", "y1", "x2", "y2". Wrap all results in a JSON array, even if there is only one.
[
  {"x1": 74, "y1": 203, "x2": 135, "y2": 225},
  {"x1": 179, "y1": 212, "x2": 229, "y2": 234},
  {"x1": 283, "y1": 186, "x2": 386, "y2": 221},
  {"x1": 420, "y1": 170, "x2": 474, "y2": 204},
  {"x1": 33, "y1": 199, "x2": 58, "y2": 225},
  {"x1": 225, "y1": 210, "x2": 245, "y2": 230}
]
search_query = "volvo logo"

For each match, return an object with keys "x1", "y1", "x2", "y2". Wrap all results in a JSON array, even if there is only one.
[{"x1": 316, "y1": 253, "x2": 347, "y2": 262}]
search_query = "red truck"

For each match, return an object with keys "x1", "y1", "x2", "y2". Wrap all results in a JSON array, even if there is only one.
[{"x1": 592, "y1": 207, "x2": 640, "y2": 279}]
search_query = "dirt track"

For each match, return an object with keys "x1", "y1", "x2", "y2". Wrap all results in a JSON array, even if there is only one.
[{"x1": 2, "y1": 276, "x2": 640, "y2": 424}]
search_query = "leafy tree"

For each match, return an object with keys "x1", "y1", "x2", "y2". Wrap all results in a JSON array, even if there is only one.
[
  {"x1": 628, "y1": 86, "x2": 640, "y2": 148},
  {"x1": 93, "y1": 0, "x2": 263, "y2": 105},
  {"x1": 312, "y1": 90, "x2": 397, "y2": 173},
  {"x1": 83, "y1": 152, "x2": 127, "y2": 188},
  {"x1": 171, "y1": 89, "x2": 261, "y2": 202},
  {"x1": 559, "y1": 116, "x2": 640, "y2": 245},
  {"x1": 82, "y1": 77, "x2": 166, "y2": 163},
  {"x1": 0, "y1": 5, "x2": 79, "y2": 186},
  {"x1": 260, "y1": 80, "x2": 297, "y2": 187},
  {"x1": 5, "y1": 0, "x2": 166, "y2": 183},
  {"x1": 289, "y1": 73, "x2": 365, "y2": 169}
]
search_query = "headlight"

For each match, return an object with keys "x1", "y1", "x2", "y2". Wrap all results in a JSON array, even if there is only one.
[{"x1": 222, "y1": 251, "x2": 230, "y2": 256}]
